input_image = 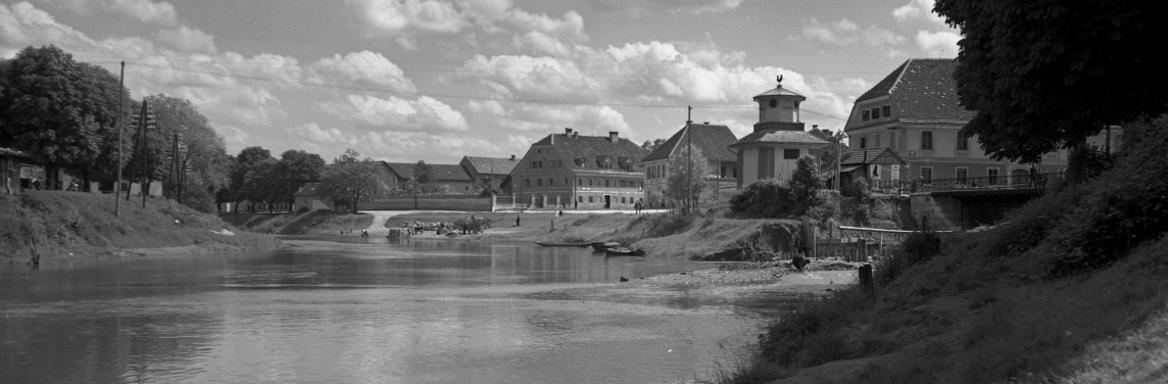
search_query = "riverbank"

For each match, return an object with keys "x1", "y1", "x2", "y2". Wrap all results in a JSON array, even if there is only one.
[{"x1": 0, "y1": 191, "x2": 279, "y2": 269}]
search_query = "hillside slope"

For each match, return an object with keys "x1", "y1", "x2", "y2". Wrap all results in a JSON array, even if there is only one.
[{"x1": 1, "y1": 191, "x2": 278, "y2": 268}]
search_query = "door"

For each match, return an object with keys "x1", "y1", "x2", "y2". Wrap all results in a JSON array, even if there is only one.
[{"x1": 604, "y1": 195, "x2": 611, "y2": 209}]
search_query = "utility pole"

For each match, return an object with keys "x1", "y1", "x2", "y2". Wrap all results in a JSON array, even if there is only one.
[
  {"x1": 686, "y1": 105, "x2": 693, "y2": 213},
  {"x1": 837, "y1": 133, "x2": 844, "y2": 191},
  {"x1": 115, "y1": 61, "x2": 124, "y2": 216},
  {"x1": 141, "y1": 100, "x2": 149, "y2": 208}
]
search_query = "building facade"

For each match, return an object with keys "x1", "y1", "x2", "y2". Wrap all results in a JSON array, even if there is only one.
[
  {"x1": 642, "y1": 122, "x2": 738, "y2": 208},
  {"x1": 731, "y1": 78, "x2": 830, "y2": 187},
  {"x1": 460, "y1": 155, "x2": 519, "y2": 194},
  {"x1": 510, "y1": 128, "x2": 648, "y2": 210},
  {"x1": 384, "y1": 162, "x2": 477, "y2": 194},
  {"x1": 844, "y1": 58, "x2": 1106, "y2": 186}
]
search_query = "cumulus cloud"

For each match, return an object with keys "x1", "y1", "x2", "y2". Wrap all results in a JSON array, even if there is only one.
[
  {"x1": 892, "y1": 0, "x2": 946, "y2": 25},
  {"x1": 34, "y1": 0, "x2": 177, "y2": 25},
  {"x1": 802, "y1": 18, "x2": 905, "y2": 51},
  {"x1": 475, "y1": 103, "x2": 631, "y2": 135},
  {"x1": 311, "y1": 51, "x2": 417, "y2": 93},
  {"x1": 346, "y1": 0, "x2": 587, "y2": 42},
  {"x1": 0, "y1": 2, "x2": 94, "y2": 57},
  {"x1": 326, "y1": 94, "x2": 469, "y2": 131},
  {"x1": 589, "y1": 0, "x2": 745, "y2": 15},
  {"x1": 155, "y1": 25, "x2": 217, "y2": 53},
  {"x1": 359, "y1": 130, "x2": 511, "y2": 163},
  {"x1": 915, "y1": 29, "x2": 960, "y2": 57},
  {"x1": 456, "y1": 54, "x2": 602, "y2": 102},
  {"x1": 293, "y1": 122, "x2": 353, "y2": 145}
]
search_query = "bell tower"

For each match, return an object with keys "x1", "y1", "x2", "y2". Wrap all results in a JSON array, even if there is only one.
[{"x1": 753, "y1": 75, "x2": 806, "y2": 132}]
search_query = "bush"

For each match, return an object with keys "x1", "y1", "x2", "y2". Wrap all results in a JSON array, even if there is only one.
[
  {"x1": 875, "y1": 231, "x2": 941, "y2": 285},
  {"x1": 1065, "y1": 143, "x2": 1114, "y2": 184},
  {"x1": 730, "y1": 180, "x2": 797, "y2": 218},
  {"x1": 789, "y1": 155, "x2": 823, "y2": 211},
  {"x1": 843, "y1": 177, "x2": 871, "y2": 199}
]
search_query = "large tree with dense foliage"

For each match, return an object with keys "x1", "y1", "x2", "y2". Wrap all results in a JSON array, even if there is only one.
[
  {"x1": 272, "y1": 149, "x2": 325, "y2": 207},
  {"x1": 228, "y1": 146, "x2": 274, "y2": 211},
  {"x1": 0, "y1": 45, "x2": 128, "y2": 187},
  {"x1": 141, "y1": 94, "x2": 231, "y2": 200},
  {"x1": 317, "y1": 149, "x2": 390, "y2": 213},
  {"x1": 934, "y1": 0, "x2": 1167, "y2": 163},
  {"x1": 665, "y1": 145, "x2": 709, "y2": 211}
]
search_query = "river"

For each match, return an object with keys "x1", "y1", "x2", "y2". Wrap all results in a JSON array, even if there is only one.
[{"x1": 1, "y1": 237, "x2": 805, "y2": 384}]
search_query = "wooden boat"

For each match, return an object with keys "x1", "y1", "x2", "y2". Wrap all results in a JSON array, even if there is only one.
[
  {"x1": 534, "y1": 241, "x2": 591, "y2": 247},
  {"x1": 604, "y1": 247, "x2": 646, "y2": 257},
  {"x1": 590, "y1": 241, "x2": 621, "y2": 252}
]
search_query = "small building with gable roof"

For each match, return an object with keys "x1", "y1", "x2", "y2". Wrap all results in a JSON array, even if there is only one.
[
  {"x1": 642, "y1": 122, "x2": 738, "y2": 208},
  {"x1": 383, "y1": 161, "x2": 477, "y2": 194},
  {"x1": 460, "y1": 155, "x2": 519, "y2": 194}
]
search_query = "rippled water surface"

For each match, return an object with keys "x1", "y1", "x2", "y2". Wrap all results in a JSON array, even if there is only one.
[{"x1": 1, "y1": 237, "x2": 796, "y2": 384}]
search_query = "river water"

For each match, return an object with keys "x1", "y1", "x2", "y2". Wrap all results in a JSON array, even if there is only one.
[{"x1": 1, "y1": 237, "x2": 802, "y2": 384}]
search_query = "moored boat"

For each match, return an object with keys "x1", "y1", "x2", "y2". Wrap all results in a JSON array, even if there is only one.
[
  {"x1": 590, "y1": 241, "x2": 620, "y2": 252},
  {"x1": 604, "y1": 247, "x2": 646, "y2": 257},
  {"x1": 534, "y1": 241, "x2": 591, "y2": 247}
]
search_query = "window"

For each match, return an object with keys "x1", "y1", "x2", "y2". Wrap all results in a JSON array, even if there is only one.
[
  {"x1": 537, "y1": 178, "x2": 542, "y2": 186},
  {"x1": 871, "y1": 107, "x2": 881, "y2": 119},
  {"x1": 921, "y1": 131, "x2": 934, "y2": 150},
  {"x1": 578, "y1": 196, "x2": 583, "y2": 202},
  {"x1": 956, "y1": 132, "x2": 969, "y2": 151},
  {"x1": 768, "y1": 99, "x2": 777, "y2": 108},
  {"x1": 588, "y1": 179, "x2": 593, "y2": 186},
  {"x1": 890, "y1": 132, "x2": 897, "y2": 150},
  {"x1": 621, "y1": 197, "x2": 627, "y2": 204},
  {"x1": 859, "y1": 137, "x2": 868, "y2": 149},
  {"x1": 588, "y1": 196, "x2": 594, "y2": 203},
  {"x1": 549, "y1": 178, "x2": 554, "y2": 186},
  {"x1": 875, "y1": 133, "x2": 881, "y2": 148},
  {"x1": 862, "y1": 110, "x2": 870, "y2": 121},
  {"x1": 758, "y1": 148, "x2": 775, "y2": 179},
  {"x1": 783, "y1": 148, "x2": 800, "y2": 159},
  {"x1": 605, "y1": 179, "x2": 610, "y2": 187},
  {"x1": 987, "y1": 168, "x2": 1000, "y2": 185},
  {"x1": 921, "y1": 167, "x2": 933, "y2": 183},
  {"x1": 891, "y1": 164, "x2": 901, "y2": 180},
  {"x1": 956, "y1": 167, "x2": 968, "y2": 184},
  {"x1": 881, "y1": 105, "x2": 890, "y2": 118},
  {"x1": 871, "y1": 164, "x2": 881, "y2": 180},
  {"x1": 578, "y1": 178, "x2": 583, "y2": 185},
  {"x1": 525, "y1": 178, "x2": 530, "y2": 187},
  {"x1": 565, "y1": 177, "x2": 569, "y2": 186}
]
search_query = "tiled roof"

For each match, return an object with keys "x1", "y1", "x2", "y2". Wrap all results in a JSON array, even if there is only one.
[
  {"x1": 384, "y1": 162, "x2": 473, "y2": 182},
  {"x1": 856, "y1": 58, "x2": 975, "y2": 122},
  {"x1": 643, "y1": 123, "x2": 738, "y2": 162},
  {"x1": 527, "y1": 133, "x2": 649, "y2": 171},
  {"x1": 753, "y1": 85, "x2": 806, "y2": 100},
  {"x1": 462, "y1": 156, "x2": 518, "y2": 176},
  {"x1": 731, "y1": 129, "x2": 829, "y2": 147},
  {"x1": 840, "y1": 148, "x2": 906, "y2": 166}
]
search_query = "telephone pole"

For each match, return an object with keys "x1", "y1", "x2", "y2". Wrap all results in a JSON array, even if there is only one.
[
  {"x1": 686, "y1": 105, "x2": 693, "y2": 213},
  {"x1": 115, "y1": 61, "x2": 124, "y2": 216}
]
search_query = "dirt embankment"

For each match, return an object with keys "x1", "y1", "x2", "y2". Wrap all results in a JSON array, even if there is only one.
[
  {"x1": 221, "y1": 210, "x2": 373, "y2": 235},
  {"x1": 1, "y1": 191, "x2": 279, "y2": 269}
]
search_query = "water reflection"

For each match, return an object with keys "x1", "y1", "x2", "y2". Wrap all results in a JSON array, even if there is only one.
[{"x1": 1, "y1": 238, "x2": 790, "y2": 384}]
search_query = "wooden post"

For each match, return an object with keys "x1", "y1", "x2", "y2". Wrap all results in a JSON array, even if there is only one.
[{"x1": 858, "y1": 238, "x2": 868, "y2": 262}]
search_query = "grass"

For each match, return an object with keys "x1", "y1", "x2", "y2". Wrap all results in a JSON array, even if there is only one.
[
  {"x1": 221, "y1": 209, "x2": 372, "y2": 234},
  {"x1": 1, "y1": 191, "x2": 275, "y2": 267}
]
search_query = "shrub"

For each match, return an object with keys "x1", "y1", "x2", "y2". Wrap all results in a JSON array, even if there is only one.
[
  {"x1": 731, "y1": 180, "x2": 797, "y2": 218},
  {"x1": 789, "y1": 155, "x2": 823, "y2": 211},
  {"x1": 875, "y1": 231, "x2": 941, "y2": 285},
  {"x1": 1065, "y1": 143, "x2": 1113, "y2": 184},
  {"x1": 842, "y1": 177, "x2": 871, "y2": 199}
]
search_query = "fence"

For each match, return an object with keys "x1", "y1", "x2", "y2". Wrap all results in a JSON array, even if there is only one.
[
  {"x1": 813, "y1": 225, "x2": 945, "y2": 262},
  {"x1": 358, "y1": 194, "x2": 493, "y2": 211}
]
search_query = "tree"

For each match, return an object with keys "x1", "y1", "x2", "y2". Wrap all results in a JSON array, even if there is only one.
[
  {"x1": 143, "y1": 94, "x2": 230, "y2": 202},
  {"x1": 273, "y1": 149, "x2": 325, "y2": 207},
  {"x1": 317, "y1": 149, "x2": 390, "y2": 213},
  {"x1": 814, "y1": 130, "x2": 848, "y2": 189},
  {"x1": 228, "y1": 146, "x2": 274, "y2": 211},
  {"x1": 642, "y1": 138, "x2": 666, "y2": 152},
  {"x1": 414, "y1": 160, "x2": 433, "y2": 184},
  {"x1": 0, "y1": 46, "x2": 125, "y2": 188},
  {"x1": 934, "y1": 0, "x2": 1168, "y2": 162},
  {"x1": 664, "y1": 145, "x2": 709, "y2": 212},
  {"x1": 789, "y1": 155, "x2": 823, "y2": 213}
]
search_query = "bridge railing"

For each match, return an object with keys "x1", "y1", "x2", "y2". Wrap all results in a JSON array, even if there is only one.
[{"x1": 913, "y1": 171, "x2": 1065, "y2": 193}]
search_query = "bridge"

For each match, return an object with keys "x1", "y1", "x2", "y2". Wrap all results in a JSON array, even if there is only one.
[{"x1": 869, "y1": 172, "x2": 1066, "y2": 231}]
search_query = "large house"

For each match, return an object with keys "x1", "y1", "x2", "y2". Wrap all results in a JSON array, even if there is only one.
[
  {"x1": 510, "y1": 128, "x2": 648, "y2": 210},
  {"x1": 844, "y1": 58, "x2": 1107, "y2": 185},
  {"x1": 383, "y1": 161, "x2": 477, "y2": 194},
  {"x1": 459, "y1": 155, "x2": 519, "y2": 194},
  {"x1": 731, "y1": 77, "x2": 831, "y2": 187},
  {"x1": 642, "y1": 122, "x2": 738, "y2": 208}
]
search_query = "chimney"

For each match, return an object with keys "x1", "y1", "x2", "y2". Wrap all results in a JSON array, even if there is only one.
[
  {"x1": 608, "y1": 131, "x2": 618, "y2": 142},
  {"x1": 703, "y1": 121, "x2": 709, "y2": 125},
  {"x1": 564, "y1": 127, "x2": 573, "y2": 135},
  {"x1": 510, "y1": 154, "x2": 516, "y2": 161},
  {"x1": 813, "y1": 124, "x2": 819, "y2": 130}
]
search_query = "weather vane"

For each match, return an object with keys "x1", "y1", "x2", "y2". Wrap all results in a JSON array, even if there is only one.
[{"x1": 776, "y1": 74, "x2": 783, "y2": 87}]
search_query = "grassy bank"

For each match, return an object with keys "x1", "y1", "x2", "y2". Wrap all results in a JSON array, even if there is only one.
[
  {"x1": 724, "y1": 118, "x2": 1168, "y2": 384},
  {"x1": 221, "y1": 210, "x2": 373, "y2": 235},
  {"x1": 0, "y1": 191, "x2": 278, "y2": 268}
]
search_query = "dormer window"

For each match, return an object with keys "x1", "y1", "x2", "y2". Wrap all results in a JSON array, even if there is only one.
[
  {"x1": 882, "y1": 105, "x2": 891, "y2": 118},
  {"x1": 862, "y1": 110, "x2": 870, "y2": 121},
  {"x1": 871, "y1": 107, "x2": 881, "y2": 119}
]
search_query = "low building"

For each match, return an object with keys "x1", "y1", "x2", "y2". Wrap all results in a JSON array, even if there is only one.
[
  {"x1": 293, "y1": 182, "x2": 335, "y2": 211},
  {"x1": 460, "y1": 155, "x2": 519, "y2": 194},
  {"x1": 642, "y1": 122, "x2": 738, "y2": 208},
  {"x1": 731, "y1": 77, "x2": 831, "y2": 187},
  {"x1": 510, "y1": 128, "x2": 648, "y2": 210},
  {"x1": 384, "y1": 162, "x2": 477, "y2": 194},
  {"x1": 1, "y1": 146, "x2": 42, "y2": 194},
  {"x1": 838, "y1": 148, "x2": 908, "y2": 193}
]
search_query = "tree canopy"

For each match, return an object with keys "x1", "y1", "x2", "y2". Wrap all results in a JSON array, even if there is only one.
[
  {"x1": 935, "y1": 0, "x2": 1167, "y2": 162},
  {"x1": 317, "y1": 149, "x2": 390, "y2": 213},
  {"x1": 665, "y1": 145, "x2": 709, "y2": 211}
]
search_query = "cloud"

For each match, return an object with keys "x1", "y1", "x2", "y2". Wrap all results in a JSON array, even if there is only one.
[
  {"x1": 0, "y1": 2, "x2": 95, "y2": 57},
  {"x1": 347, "y1": 0, "x2": 588, "y2": 42},
  {"x1": 456, "y1": 54, "x2": 602, "y2": 102},
  {"x1": 155, "y1": 25, "x2": 217, "y2": 53},
  {"x1": 360, "y1": 130, "x2": 511, "y2": 162},
  {"x1": 915, "y1": 29, "x2": 959, "y2": 57},
  {"x1": 311, "y1": 50, "x2": 417, "y2": 93},
  {"x1": 802, "y1": 18, "x2": 905, "y2": 51},
  {"x1": 34, "y1": 0, "x2": 177, "y2": 25},
  {"x1": 892, "y1": 0, "x2": 946, "y2": 25},
  {"x1": 293, "y1": 122, "x2": 353, "y2": 145},
  {"x1": 326, "y1": 94, "x2": 469, "y2": 131},
  {"x1": 588, "y1": 0, "x2": 746, "y2": 15},
  {"x1": 470, "y1": 103, "x2": 631, "y2": 135}
]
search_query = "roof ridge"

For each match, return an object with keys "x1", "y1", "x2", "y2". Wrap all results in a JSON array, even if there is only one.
[{"x1": 887, "y1": 58, "x2": 913, "y2": 95}]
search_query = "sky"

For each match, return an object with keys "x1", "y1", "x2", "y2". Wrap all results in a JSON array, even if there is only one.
[{"x1": 0, "y1": 0, "x2": 961, "y2": 164}]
